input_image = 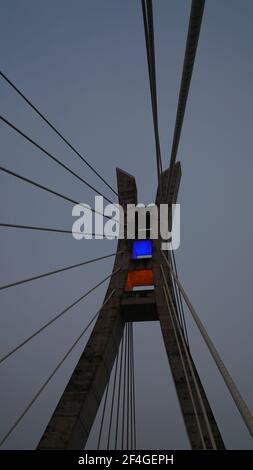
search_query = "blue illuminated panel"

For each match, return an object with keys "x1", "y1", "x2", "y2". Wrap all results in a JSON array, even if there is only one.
[{"x1": 132, "y1": 240, "x2": 152, "y2": 259}]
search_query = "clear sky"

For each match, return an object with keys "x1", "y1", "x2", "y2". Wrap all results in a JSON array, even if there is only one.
[{"x1": 0, "y1": 0, "x2": 253, "y2": 449}]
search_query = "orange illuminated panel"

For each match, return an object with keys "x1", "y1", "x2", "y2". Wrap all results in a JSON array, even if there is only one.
[{"x1": 125, "y1": 269, "x2": 154, "y2": 292}]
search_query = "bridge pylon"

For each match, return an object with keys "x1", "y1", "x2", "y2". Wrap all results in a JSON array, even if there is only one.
[{"x1": 37, "y1": 166, "x2": 225, "y2": 450}]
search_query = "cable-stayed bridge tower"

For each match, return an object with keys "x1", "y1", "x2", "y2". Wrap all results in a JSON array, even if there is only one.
[{"x1": 37, "y1": 166, "x2": 225, "y2": 450}]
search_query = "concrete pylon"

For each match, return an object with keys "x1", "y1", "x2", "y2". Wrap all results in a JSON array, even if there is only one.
[{"x1": 37, "y1": 167, "x2": 225, "y2": 450}]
